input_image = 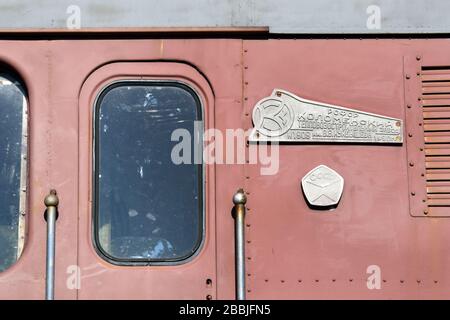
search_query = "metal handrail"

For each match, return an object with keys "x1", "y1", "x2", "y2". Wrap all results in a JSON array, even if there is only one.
[
  {"x1": 232, "y1": 188, "x2": 247, "y2": 300},
  {"x1": 44, "y1": 189, "x2": 59, "y2": 300}
]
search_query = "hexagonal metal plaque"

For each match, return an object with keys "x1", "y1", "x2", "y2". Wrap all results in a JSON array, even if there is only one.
[{"x1": 301, "y1": 165, "x2": 344, "y2": 207}]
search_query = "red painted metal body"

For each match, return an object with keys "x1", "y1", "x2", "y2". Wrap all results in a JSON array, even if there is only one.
[{"x1": 0, "y1": 38, "x2": 449, "y2": 299}]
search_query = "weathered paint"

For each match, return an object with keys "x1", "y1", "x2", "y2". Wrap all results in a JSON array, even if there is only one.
[
  {"x1": 1, "y1": 0, "x2": 450, "y2": 34},
  {"x1": 0, "y1": 39, "x2": 449, "y2": 299}
]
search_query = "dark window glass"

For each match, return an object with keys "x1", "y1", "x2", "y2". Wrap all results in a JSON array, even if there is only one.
[
  {"x1": 95, "y1": 82, "x2": 203, "y2": 263},
  {"x1": 0, "y1": 75, "x2": 27, "y2": 272}
]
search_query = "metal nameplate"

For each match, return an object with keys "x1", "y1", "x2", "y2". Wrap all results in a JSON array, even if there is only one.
[
  {"x1": 249, "y1": 89, "x2": 403, "y2": 144},
  {"x1": 301, "y1": 165, "x2": 344, "y2": 207}
]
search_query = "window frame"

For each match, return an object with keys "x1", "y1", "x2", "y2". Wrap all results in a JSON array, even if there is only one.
[
  {"x1": 92, "y1": 79, "x2": 205, "y2": 266},
  {"x1": 0, "y1": 72, "x2": 28, "y2": 272}
]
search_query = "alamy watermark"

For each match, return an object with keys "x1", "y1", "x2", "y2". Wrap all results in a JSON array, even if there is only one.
[
  {"x1": 366, "y1": 264, "x2": 381, "y2": 290},
  {"x1": 171, "y1": 121, "x2": 279, "y2": 175},
  {"x1": 66, "y1": 5, "x2": 81, "y2": 30},
  {"x1": 366, "y1": 5, "x2": 381, "y2": 30}
]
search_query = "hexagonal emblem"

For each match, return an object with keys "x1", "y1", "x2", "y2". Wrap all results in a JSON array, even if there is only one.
[{"x1": 301, "y1": 165, "x2": 344, "y2": 207}]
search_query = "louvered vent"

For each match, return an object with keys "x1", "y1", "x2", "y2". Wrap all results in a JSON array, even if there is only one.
[{"x1": 421, "y1": 67, "x2": 450, "y2": 211}]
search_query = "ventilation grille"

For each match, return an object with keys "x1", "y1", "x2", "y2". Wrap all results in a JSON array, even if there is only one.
[{"x1": 421, "y1": 67, "x2": 450, "y2": 209}]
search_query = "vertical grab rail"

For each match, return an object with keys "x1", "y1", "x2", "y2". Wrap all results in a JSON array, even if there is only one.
[
  {"x1": 44, "y1": 189, "x2": 59, "y2": 300},
  {"x1": 232, "y1": 188, "x2": 247, "y2": 300}
]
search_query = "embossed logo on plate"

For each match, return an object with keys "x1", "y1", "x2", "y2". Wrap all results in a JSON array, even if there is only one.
[
  {"x1": 249, "y1": 89, "x2": 403, "y2": 144},
  {"x1": 301, "y1": 165, "x2": 344, "y2": 207}
]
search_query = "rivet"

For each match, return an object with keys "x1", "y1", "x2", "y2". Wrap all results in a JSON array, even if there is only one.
[
  {"x1": 411, "y1": 192, "x2": 416, "y2": 196},
  {"x1": 406, "y1": 74, "x2": 411, "y2": 79},
  {"x1": 265, "y1": 279, "x2": 269, "y2": 282},
  {"x1": 408, "y1": 133, "x2": 413, "y2": 137},
  {"x1": 400, "y1": 280, "x2": 404, "y2": 283},
  {"x1": 416, "y1": 56, "x2": 421, "y2": 61},
  {"x1": 409, "y1": 162, "x2": 414, "y2": 167},
  {"x1": 424, "y1": 209, "x2": 429, "y2": 215},
  {"x1": 407, "y1": 104, "x2": 411, "y2": 109},
  {"x1": 206, "y1": 295, "x2": 212, "y2": 300},
  {"x1": 281, "y1": 280, "x2": 285, "y2": 283}
]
